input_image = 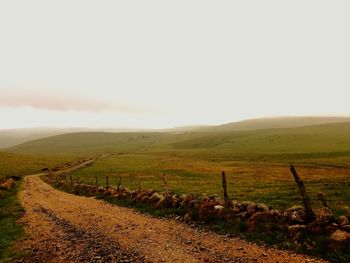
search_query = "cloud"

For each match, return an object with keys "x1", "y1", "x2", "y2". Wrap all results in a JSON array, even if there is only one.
[{"x1": 0, "y1": 89, "x2": 138, "y2": 113}]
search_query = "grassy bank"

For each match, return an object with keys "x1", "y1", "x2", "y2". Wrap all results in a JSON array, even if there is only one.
[{"x1": 0, "y1": 183, "x2": 24, "y2": 262}]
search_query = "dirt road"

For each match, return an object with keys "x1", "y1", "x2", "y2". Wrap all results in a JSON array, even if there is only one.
[{"x1": 16, "y1": 174, "x2": 327, "y2": 263}]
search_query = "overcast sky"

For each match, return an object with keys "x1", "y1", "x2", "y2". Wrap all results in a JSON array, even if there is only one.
[{"x1": 1, "y1": 1, "x2": 349, "y2": 129}]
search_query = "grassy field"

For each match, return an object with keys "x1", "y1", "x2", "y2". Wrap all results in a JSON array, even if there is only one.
[
  {"x1": 70, "y1": 152, "x2": 350, "y2": 216},
  {"x1": 8, "y1": 122, "x2": 350, "y2": 216},
  {"x1": 0, "y1": 152, "x2": 84, "y2": 180}
]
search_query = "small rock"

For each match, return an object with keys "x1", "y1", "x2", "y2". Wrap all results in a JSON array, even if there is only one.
[
  {"x1": 288, "y1": 224, "x2": 307, "y2": 237},
  {"x1": 149, "y1": 192, "x2": 162, "y2": 203},
  {"x1": 214, "y1": 205, "x2": 225, "y2": 211},
  {"x1": 338, "y1": 216, "x2": 349, "y2": 226},
  {"x1": 256, "y1": 203, "x2": 269, "y2": 212},
  {"x1": 0, "y1": 178, "x2": 16, "y2": 189},
  {"x1": 285, "y1": 205, "x2": 304, "y2": 212},
  {"x1": 235, "y1": 211, "x2": 247, "y2": 220},
  {"x1": 156, "y1": 197, "x2": 168, "y2": 209},
  {"x1": 184, "y1": 213, "x2": 192, "y2": 222},
  {"x1": 247, "y1": 211, "x2": 272, "y2": 232},
  {"x1": 269, "y1": 209, "x2": 282, "y2": 218},
  {"x1": 324, "y1": 223, "x2": 339, "y2": 235},
  {"x1": 341, "y1": 225, "x2": 350, "y2": 232},
  {"x1": 208, "y1": 194, "x2": 219, "y2": 201},
  {"x1": 185, "y1": 240, "x2": 192, "y2": 244},
  {"x1": 314, "y1": 207, "x2": 333, "y2": 225},
  {"x1": 284, "y1": 207, "x2": 306, "y2": 224},
  {"x1": 307, "y1": 221, "x2": 322, "y2": 234},
  {"x1": 244, "y1": 201, "x2": 257, "y2": 215},
  {"x1": 331, "y1": 230, "x2": 350, "y2": 242}
]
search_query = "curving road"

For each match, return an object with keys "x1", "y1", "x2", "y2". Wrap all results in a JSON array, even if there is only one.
[{"x1": 15, "y1": 174, "x2": 327, "y2": 263}]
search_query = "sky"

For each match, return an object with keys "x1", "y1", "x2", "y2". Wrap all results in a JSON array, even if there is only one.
[{"x1": 1, "y1": 1, "x2": 350, "y2": 130}]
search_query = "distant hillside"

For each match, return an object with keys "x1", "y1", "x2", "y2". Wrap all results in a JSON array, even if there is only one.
[
  {"x1": 204, "y1": 116, "x2": 350, "y2": 132},
  {"x1": 0, "y1": 128, "x2": 74, "y2": 148},
  {"x1": 0, "y1": 127, "x2": 148, "y2": 148},
  {"x1": 160, "y1": 125, "x2": 212, "y2": 133},
  {"x1": 10, "y1": 132, "x2": 168, "y2": 154},
  {"x1": 172, "y1": 122, "x2": 350, "y2": 155},
  {"x1": 3, "y1": 117, "x2": 350, "y2": 149},
  {"x1": 9, "y1": 122, "x2": 350, "y2": 158}
]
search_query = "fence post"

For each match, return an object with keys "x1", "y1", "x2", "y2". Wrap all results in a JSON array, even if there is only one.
[
  {"x1": 95, "y1": 174, "x2": 98, "y2": 187},
  {"x1": 117, "y1": 176, "x2": 122, "y2": 191},
  {"x1": 106, "y1": 176, "x2": 109, "y2": 188},
  {"x1": 137, "y1": 175, "x2": 141, "y2": 193},
  {"x1": 221, "y1": 171, "x2": 230, "y2": 207},
  {"x1": 163, "y1": 173, "x2": 168, "y2": 199},
  {"x1": 317, "y1": 192, "x2": 330, "y2": 209},
  {"x1": 290, "y1": 164, "x2": 314, "y2": 222}
]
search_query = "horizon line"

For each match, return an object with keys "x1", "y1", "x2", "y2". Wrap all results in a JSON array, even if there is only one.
[{"x1": 1, "y1": 114, "x2": 350, "y2": 132}]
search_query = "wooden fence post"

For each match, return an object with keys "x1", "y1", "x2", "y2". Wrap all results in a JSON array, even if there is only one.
[
  {"x1": 222, "y1": 171, "x2": 231, "y2": 207},
  {"x1": 106, "y1": 176, "x2": 109, "y2": 188},
  {"x1": 163, "y1": 173, "x2": 168, "y2": 199},
  {"x1": 317, "y1": 192, "x2": 330, "y2": 209},
  {"x1": 117, "y1": 176, "x2": 122, "y2": 191},
  {"x1": 137, "y1": 175, "x2": 141, "y2": 193},
  {"x1": 290, "y1": 164, "x2": 314, "y2": 221}
]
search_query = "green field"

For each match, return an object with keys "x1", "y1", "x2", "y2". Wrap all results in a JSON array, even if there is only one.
[
  {"x1": 69, "y1": 152, "x2": 350, "y2": 216},
  {"x1": 9, "y1": 121, "x2": 346, "y2": 216},
  {"x1": 0, "y1": 152, "x2": 82, "y2": 180},
  {"x1": 3, "y1": 120, "x2": 350, "y2": 215}
]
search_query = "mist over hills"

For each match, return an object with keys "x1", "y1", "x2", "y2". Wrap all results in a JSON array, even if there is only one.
[
  {"x1": 2, "y1": 116, "x2": 350, "y2": 149},
  {"x1": 4, "y1": 116, "x2": 350, "y2": 158},
  {"x1": 0, "y1": 127, "x2": 147, "y2": 148},
  {"x1": 0, "y1": 128, "x2": 80, "y2": 148},
  {"x1": 203, "y1": 116, "x2": 350, "y2": 132}
]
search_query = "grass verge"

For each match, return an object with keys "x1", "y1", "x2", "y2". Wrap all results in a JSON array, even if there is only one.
[{"x1": 0, "y1": 182, "x2": 25, "y2": 263}]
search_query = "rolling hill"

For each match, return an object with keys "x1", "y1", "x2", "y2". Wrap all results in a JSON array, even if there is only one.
[
  {"x1": 9, "y1": 121, "x2": 350, "y2": 163},
  {"x1": 9, "y1": 132, "x2": 169, "y2": 155},
  {"x1": 0, "y1": 128, "x2": 67, "y2": 149},
  {"x1": 203, "y1": 116, "x2": 350, "y2": 132},
  {"x1": 3, "y1": 116, "x2": 350, "y2": 149},
  {"x1": 171, "y1": 122, "x2": 350, "y2": 154},
  {"x1": 0, "y1": 127, "x2": 150, "y2": 149}
]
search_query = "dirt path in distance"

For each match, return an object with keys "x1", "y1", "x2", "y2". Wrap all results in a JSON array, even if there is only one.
[{"x1": 15, "y1": 174, "x2": 327, "y2": 263}]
